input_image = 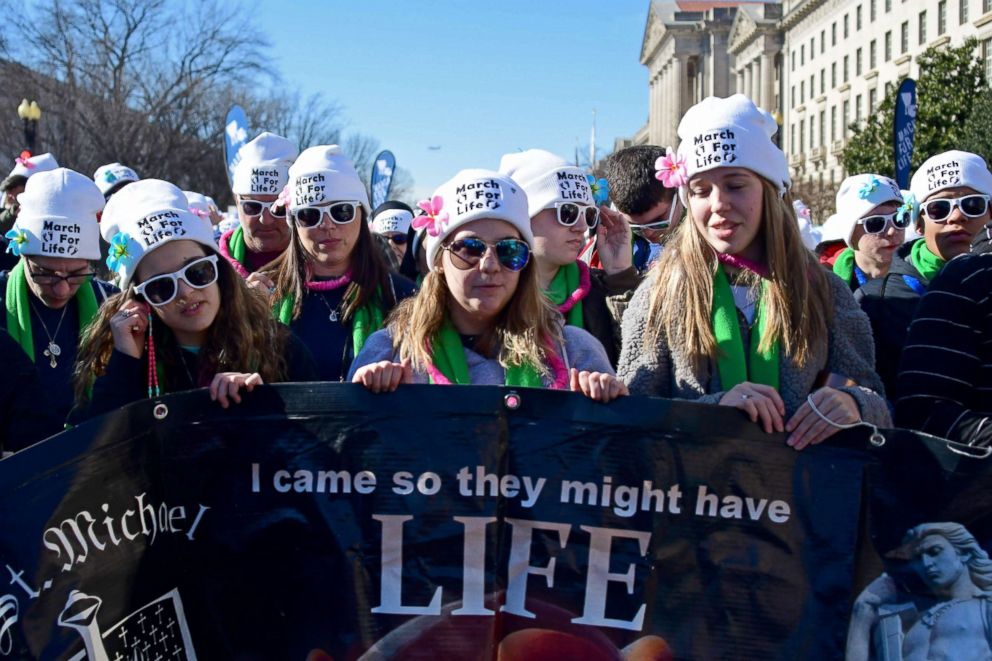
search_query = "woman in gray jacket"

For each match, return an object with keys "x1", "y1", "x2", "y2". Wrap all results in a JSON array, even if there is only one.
[{"x1": 618, "y1": 94, "x2": 889, "y2": 450}]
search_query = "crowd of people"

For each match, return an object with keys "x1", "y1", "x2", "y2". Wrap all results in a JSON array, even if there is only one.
[{"x1": 0, "y1": 92, "x2": 988, "y2": 455}]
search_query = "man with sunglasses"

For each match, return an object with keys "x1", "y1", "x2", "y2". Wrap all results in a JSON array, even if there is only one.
[
  {"x1": 857, "y1": 151, "x2": 992, "y2": 399},
  {"x1": 370, "y1": 201, "x2": 414, "y2": 265},
  {"x1": 221, "y1": 132, "x2": 299, "y2": 281},
  {"x1": 499, "y1": 149, "x2": 640, "y2": 366},
  {"x1": 831, "y1": 174, "x2": 908, "y2": 292},
  {"x1": 0, "y1": 168, "x2": 115, "y2": 425}
]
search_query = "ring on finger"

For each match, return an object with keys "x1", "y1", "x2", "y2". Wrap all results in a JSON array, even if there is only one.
[
  {"x1": 118, "y1": 309, "x2": 132, "y2": 319},
  {"x1": 131, "y1": 325, "x2": 140, "y2": 332},
  {"x1": 741, "y1": 393, "x2": 751, "y2": 400}
]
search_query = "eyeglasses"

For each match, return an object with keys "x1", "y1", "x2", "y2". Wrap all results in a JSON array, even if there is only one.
[
  {"x1": 857, "y1": 211, "x2": 912, "y2": 235},
  {"x1": 922, "y1": 194, "x2": 991, "y2": 222},
  {"x1": 133, "y1": 255, "x2": 219, "y2": 307},
  {"x1": 26, "y1": 268, "x2": 95, "y2": 286},
  {"x1": 239, "y1": 199, "x2": 286, "y2": 219},
  {"x1": 443, "y1": 237, "x2": 530, "y2": 272},
  {"x1": 385, "y1": 234, "x2": 408, "y2": 245},
  {"x1": 294, "y1": 201, "x2": 360, "y2": 228},
  {"x1": 630, "y1": 198, "x2": 682, "y2": 236},
  {"x1": 551, "y1": 202, "x2": 600, "y2": 229}
]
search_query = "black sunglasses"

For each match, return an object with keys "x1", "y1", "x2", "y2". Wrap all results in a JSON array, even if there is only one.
[{"x1": 444, "y1": 237, "x2": 530, "y2": 271}]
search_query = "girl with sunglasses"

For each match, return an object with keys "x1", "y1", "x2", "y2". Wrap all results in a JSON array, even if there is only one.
[
  {"x1": 370, "y1": 201, "x2": 414, "y2": 266},
  {"x1": 618, "y1": 95, "x2": 889, "y2": 450},
  {"x1": 498, "y1": 150, "x2": 641, "y2": 367},
  {"x1": 348, "y1": 169, "x2": 625, "y2": 402},
  {"x1": 265, "y1": 146, "x2": 415, "y2": 381},
  {"x1": 857, "y1": 150, "x2": 992, "y2": 398},
  {"x1": 72, "y1": 180, "x2": 317, "y2": 421},
  {"x1": 830, "y1": 174, "x2": 911, "y2": 292}
]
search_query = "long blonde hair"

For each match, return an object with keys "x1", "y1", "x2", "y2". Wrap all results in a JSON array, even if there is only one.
[
  {"x1": 386, "y1": 249, "x2": 562, "y2": 376},
  {"x1": 646, "y1": 177, "x2": 832, "y2": 367}
]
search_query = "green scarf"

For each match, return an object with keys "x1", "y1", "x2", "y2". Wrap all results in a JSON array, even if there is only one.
[
  {"x1": 275, "y1": 287, "x2": 384, "y2": 358},
  {"x1": 831, "y1": 247, "x2": 857, "y2": 285},
  {"x1": 711, "y1": 264, "x2": 779, "y2": 391},
  {"x1": 228, "y1": 225, "x2": 248, "y2": 269},
  {"x1": 909, "y1": 239, "x2": 946, "y2": 283},
  {"x1": 429, "y1": 318, "x2": 543, "y2": 386},
  {"x1": 5, "y1": 260, "x2": 99, "y2": 362},
  {"x1": 545, "y1": 262, "x2": 583, "y2": 328}
]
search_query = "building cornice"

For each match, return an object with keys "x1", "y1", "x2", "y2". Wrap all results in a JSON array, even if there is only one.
[{"x1": 780, "y1": 0, "x2": 828, "y2": 32}]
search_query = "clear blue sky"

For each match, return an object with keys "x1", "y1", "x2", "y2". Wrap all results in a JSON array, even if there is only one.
[{"x1": 255, "y1": 1, "x2": 651, "y2": 200}]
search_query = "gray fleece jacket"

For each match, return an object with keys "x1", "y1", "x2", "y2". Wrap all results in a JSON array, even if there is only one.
[
  {"x1": 348, "y1": 325, "x2": 614, "y2": 385},
  {"x1": 617, "y1": 270, "x2": 892, "y2": 426}
]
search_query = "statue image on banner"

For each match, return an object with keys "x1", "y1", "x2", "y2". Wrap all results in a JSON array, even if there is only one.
[{"x1": 847, "y1": 522, "x2": 992, "y2": 661}]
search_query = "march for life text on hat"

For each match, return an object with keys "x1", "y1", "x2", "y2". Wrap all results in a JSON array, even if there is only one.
[
  {"x1": 370, "y1": 201, "x2": 414, "y2": 235},
  {"x1": 909, "y1": 150, "x2": 992, "y2": 202},
  {"x1": 676, "y1": 94, "x2": 791, "y2": 195},
  {"x1": 100, "y1": 179, "x2": 217, "y2": 287},
  {"x1": 9, "y1": 168, "x2": 104, "y2": 260},
  {"x1": 287, "y1": 145, "x2": 371, "y2": 214},
  {"x1": 93, "y1": 162, "x2": 140, "y2": 197},
  {"x1": 835, "y1": 174, "x2": 903, "y2": 247},
  {"x1": 420, "y1": 169, "x2": 533, "y2": 271},
  {"x1": 498, "y1": 149, "x2": 593, "y2": 218},
  {"x1": 231, "y1": 132, "x2": 299, "y2": 196}
]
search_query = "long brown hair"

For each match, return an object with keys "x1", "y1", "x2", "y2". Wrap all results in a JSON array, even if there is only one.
[
  {"x1": 266, "y1": 207, "x2": 396, "y2": 321},
  {"x1": 646, "y1": 177, "x2": 832, "y2": 367},
  {"x1": 386, "y1": 247, "x2": 561, "y2": 377},
  {"x1": 74, "y1": 249, "x2": 289, "y2": 403}
]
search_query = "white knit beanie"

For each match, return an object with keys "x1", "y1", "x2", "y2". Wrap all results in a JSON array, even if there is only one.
[
  {"x1": 676, "y1": 94, "x2": 790, "y2": 195},
  {"x1": 497, "y1": 149, "x2": 592, "y2": 219},
  {"x1": 101, "y1": 179, "x2": 218, "y2": 287},
  {"x1": 232, "y1": 132, "x2": 299, "y2": 196},
  {"x1": 910, "y1": 150, "x2": 992, "y2": 203},
  {"x1": 8, "y1": 153, "x2": 59, "y2": 180},
  {"x1": 422, "y1": 169, "x2": 533, "y2": 271},
  {"x1": 288, "y1": 145, "x2": 371, "y2": 215},
  {"x1": 835, "y1": 174, "x2": 903, "y2": 247},
  {"x1": 93, "y1": 162, "x2": 140, "y2": 196},
  {"x1": 10, "y1": 168, "x2": 104, "y2": 260},
  {"x1": 370, "y1": 202, "x2": 414, "y2": 235}
]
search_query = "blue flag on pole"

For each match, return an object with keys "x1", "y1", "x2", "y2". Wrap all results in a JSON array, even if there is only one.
[
  {"x1": 894, "y1": 78, "x2": 917, "y2": 189},
  {"x1": 223, "y1": 106, "x2": 250, "y2": 188},
  {"x1": 370, "y1": 150, "x2": 396, "y2": 209}
]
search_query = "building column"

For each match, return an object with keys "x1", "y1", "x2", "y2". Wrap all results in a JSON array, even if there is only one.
[
  {"x1": 672, "y1": 55, "x2": 686, "y2": 132},
  {"x1": 761, "y1": 50, "x2": 776, "y2": 111}
]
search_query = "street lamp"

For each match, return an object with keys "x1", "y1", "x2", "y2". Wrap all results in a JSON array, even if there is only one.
[{"x1": 16, "y1": 99, "x2": 42, "y2": 153}]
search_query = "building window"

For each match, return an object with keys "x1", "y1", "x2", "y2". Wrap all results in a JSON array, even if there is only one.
[
  {"x1": 870, "y1": 40, "x2": 877, "y2": 69},
  {"x1": 810, "y1": 37, "x2": 815, "y2": 59},
  {"x1": 843, "y1": 55, "x2": 850, "y2": 82},
  {"x1": 832, "y1": 22, "x2": 837, "y2": 45},
  {"x1": 939, "y1": 1, "x2": 948, "y2": 34},
  {"x1": 901, "y1": 21, "x2": 909, "y2": 53},
  {"x1": 810, "y1": 74, "x2": 815, "y2": 96},
  {"x1": 820, "y1": 68, "x2": 826, "y2": 94},
  {"x1": 843, "y1": 100, "x2": 850, "y2": 138},
  {"x1": 832, "y1": 62, "x2": 837, "y2": 87},
  {"x1": 855, "y1": 94, "x2": 863, "y2": 123},
  {"x1": 983, "y1": 38, "x2": 992, "y2": 82},
  {"x1": 885, "y1": 31, "x2": 892, "y2": 61},
  {"x1": 820, "y1": 111, "x2": 826, "y2": 147},
  {"x1": 961, "y1": 0, "x2": 969, "y2": 23},
  {"x1": 919, "y1": 11, "x2": 927, "y2": 44},
  {"x1": 885, "y1": 0, "x2": 892, "y2": 12},
  {"x1": 871, "y1": 0, "x2": 877, "y2": 21},
  {"x1": 800, "y1": 119, "x2": 805, "y2": 152},
  {"x1": 800, "y1": 81, "x2": 805, "y2": 104},
  {"x1": 791, "y1": 124, "x2": 796, "y2": 154},
  {"x1": 821, "y1": 29, "x2": 826, "y2": 53},
  {"x1": 857, "y1": 5, "x2": 863, "y2": 29},
  {"x1": 985, "y1": 0, "x2": 991, "y2": 14},
  {"x1": 869, "y1": 88, "x2": 877, "y2": 113},
  {"x1": 844, "y1": 14, "x2": 850, "y2": 38},
  {"x1": 856, "y1": 47, "x2": 863, "y2": 75},
  {"x1": 792, "y1": 50, "x2": 796, "y2": 72},
  {"x1": 831, "y1": 106, "x2": 837, "y2": 142},
  {"x1": 810, "y1": 116, "x2": 815, "y2": 149},
  {"x1": 791, "y1": 85, "x2": 796, "y2": 108},
  {"x1": 801, "y1": 44, "x2": 805, "y2": 66}
]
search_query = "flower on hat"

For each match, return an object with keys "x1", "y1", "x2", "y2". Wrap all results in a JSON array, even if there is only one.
[
  {"x1": 4, "y1": 228, "x2": 28, "y2": 255},
  {"x1": 654, "y1": 148, "x2": 688, "y2": 189},
  {"x1": 103, "y1": 170, "x2": 118, "y2": 183},
  {"x1": 189, "y1": 207, "x2": 210, "y2": 219},
  {"x1": 857, "y1": 175, "x2": 880, "y2": 200},
  {"x1": 413, "y1": 196, "x2": 449, "y2": 237},
  {"x1": 897, "y1": 191, "x2": 918, "y2": 225},
  {"x1": 586, "y1": 175, "x2": 609, "y2": 205},
  {"x1": 106, "y1": 232, "x2": 134, "y2": 272},
  {"x1": 14, "y1": 151, "x2": 34, "y2": 169}
]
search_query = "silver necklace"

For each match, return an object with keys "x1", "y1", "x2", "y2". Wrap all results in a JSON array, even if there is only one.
[
  {"x1": 28, "y1": 299, "x2": 69, "y2": 368},
  {"x1": 315, "y1": 291, "x2": 344, "y2": 323}
]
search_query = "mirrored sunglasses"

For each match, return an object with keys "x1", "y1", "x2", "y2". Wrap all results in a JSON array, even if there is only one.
[
  {"x1": 444, "y1": 237, "x2": 530, "y2": 272},
  {"x1": 133, "y1": 255, "x2": 219, "y2": 307},
  {"x1": 922, "y1": 194, "x2": 991, "y2": 222},
  {"x1": 294, "y1": 201, "x2": 359, "y2": 228}
]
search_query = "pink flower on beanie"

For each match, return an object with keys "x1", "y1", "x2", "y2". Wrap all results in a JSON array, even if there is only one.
[
  {"x1": 413, "y1": 196, "x2": 449, "y2": 237},
  {"x1": 654, "y1": 148, "x2": 687, "y2": 189}
]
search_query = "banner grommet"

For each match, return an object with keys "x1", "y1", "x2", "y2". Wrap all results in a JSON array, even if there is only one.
[
  {"x1": 153, "y1": 403, "x2": 169, "y2": 420},
  {"x1": 504, "y1": 391, "x2": 521, "y2": 410}
]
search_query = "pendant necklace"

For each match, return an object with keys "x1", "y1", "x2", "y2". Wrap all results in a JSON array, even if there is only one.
[
  {"x1": 28, "y1": 300, "x2": 69, "y2": 368},
  {"x1": 317, "y1": 292, "x2": 344, "y2": 323}
]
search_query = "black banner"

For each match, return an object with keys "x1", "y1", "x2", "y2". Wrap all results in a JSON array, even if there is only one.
[{"x1": 0, "y1": 385, "x2": 988, "y2": 660}]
